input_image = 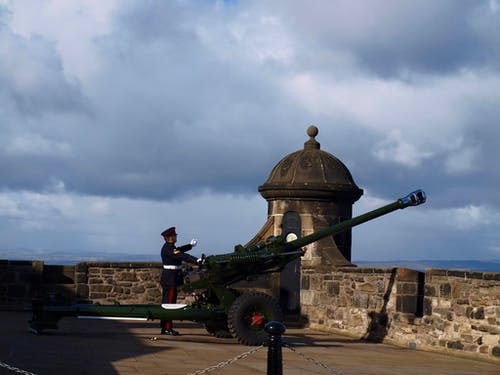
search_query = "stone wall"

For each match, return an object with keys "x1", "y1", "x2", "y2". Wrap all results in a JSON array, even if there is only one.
[
  {"x1": 420, "y1": 269, "x2": 500, "y2": 357},
  {"x1": 301, "y1": 266, "x2": 500, "y2": 363},
  {"x1": 0, "y1": 260, "x2": 75, "y2": 309},
  {"x1": 0, "y1": 260, "x2": 192, "y2": 308},
  {"x1": 0, "y1": 260, "x2": 41, "y2": 308},
  {"x1": 75, "y1": 262, "x2": 164, "y2": 304},
  {"x1": 1, "y1": 259, "x2": 498, "y2": 362},
  {"x1": 78, "y1": 262, "x2": 277, "y2": 305}
]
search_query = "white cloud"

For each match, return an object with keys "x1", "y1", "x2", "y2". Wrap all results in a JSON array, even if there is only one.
[
  {"x1": 5, "y1": 134, "x2": 72, "y2": 156},
  {"x1": 0, "y1": 195, "x2": 23, "y2": 218},
  {"x1": 89, "y1": 200, "x2": 110, "y2": 215},
  {"x1": 444, "y1": 205, "x2": 492, "y2": 230},
  {"x1": 227, "y1": 14, "x2": 294, "y2": 64},
  {"x1": 373, "y1": 129, "x2": 433, "y2": 167},
  {"x1": 490, "y1": 0, "x2": 500, "y2": 13},
  {"x1": 443, "y1": 144, "x2": 481, "y2": 175},
  {"x1": 1, "y1": 0, "x2": 119, "y2": 81}
]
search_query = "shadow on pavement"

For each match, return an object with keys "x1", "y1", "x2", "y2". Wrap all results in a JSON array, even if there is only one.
[{"x1": 0, "y1": 312, "x2": 174, "y2": 374}]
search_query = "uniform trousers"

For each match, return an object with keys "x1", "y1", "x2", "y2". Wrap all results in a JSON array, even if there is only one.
[{"x1": 161, "y1": 285, "x2": 178, "y2": 330}]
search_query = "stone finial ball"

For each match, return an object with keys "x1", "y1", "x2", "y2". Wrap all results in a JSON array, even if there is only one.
[{"x1": 307, "y1": 125, "x2": 319, "y2": 138}]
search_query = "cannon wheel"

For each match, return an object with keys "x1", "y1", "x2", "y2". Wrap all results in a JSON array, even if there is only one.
[
  {"x1": 227, "y1": 292, "x2": 283, "y2": 346},
  {"x1": 204, "y1": 320, "x2": 233, "y2": 338}
]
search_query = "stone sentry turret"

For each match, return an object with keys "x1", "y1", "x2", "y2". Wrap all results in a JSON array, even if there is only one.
[
  {"x1": 246, "y1": 126, "x2": 363, "y2": 315},
  {"x1": 256, "y1": 125, "x2": 363, "y2": 266}
]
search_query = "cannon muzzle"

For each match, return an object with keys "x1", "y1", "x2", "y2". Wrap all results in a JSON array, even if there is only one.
[{"x1": 400, "y1": 190, "x2": 426, "y2": 207}]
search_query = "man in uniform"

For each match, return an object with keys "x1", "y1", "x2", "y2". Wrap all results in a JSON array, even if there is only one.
[{"x1": 160, "y1": 226, "x2": 199, "y2": 335}]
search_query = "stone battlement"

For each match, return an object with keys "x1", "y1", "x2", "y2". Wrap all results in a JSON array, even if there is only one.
[{"x1": 1, "y1": 259, "x2": 498, "y2": 363}]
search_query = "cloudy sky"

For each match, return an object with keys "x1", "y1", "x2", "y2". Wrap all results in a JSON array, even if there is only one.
[{"x1": 0, "y1": 0, "x2": 499, "y2": 263}]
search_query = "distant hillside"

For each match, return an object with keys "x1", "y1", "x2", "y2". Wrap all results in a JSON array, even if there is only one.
[
  {"x1": 2, "y1": 248, "x2": 499, "y2": 273},
  {"x1": 354, "y1": 260, "x2": 500, "y2": 273},
  {"x1": 0, "y1": 249, "x2": 158, "y2": 265}
]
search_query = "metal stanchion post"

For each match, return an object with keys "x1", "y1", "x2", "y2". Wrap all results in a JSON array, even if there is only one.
[{"x1": 265, "y1": 321, "x2": 286, "y2": 375}]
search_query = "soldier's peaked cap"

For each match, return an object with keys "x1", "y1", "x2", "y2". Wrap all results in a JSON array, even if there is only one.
[{"x1": 161, "y1": 227, "x2": 177, "y2": 237}]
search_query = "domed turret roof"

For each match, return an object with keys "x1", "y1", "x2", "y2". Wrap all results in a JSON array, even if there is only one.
[{"x1": 258, "y1": 126, "x2": 363, "y2": 202}]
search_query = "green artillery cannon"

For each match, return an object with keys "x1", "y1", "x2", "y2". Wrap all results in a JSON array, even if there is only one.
[{"x1": 29, "y1": 190, "x2": 426, "y2": 345}]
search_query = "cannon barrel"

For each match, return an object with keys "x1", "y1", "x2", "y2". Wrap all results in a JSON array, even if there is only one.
[
  {"x1": 285, "y1": 189, "x2": 426, "y2": 250},
  {"x1": 200, "y1": 189, "x2": 426, "y2": 280}
]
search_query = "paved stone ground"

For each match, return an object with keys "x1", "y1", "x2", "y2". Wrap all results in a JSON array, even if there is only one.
[{"x1": 0, "y1": 312, "x2": 498, "y2": 375}]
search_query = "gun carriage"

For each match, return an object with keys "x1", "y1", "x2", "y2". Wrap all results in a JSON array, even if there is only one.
[{"x1": 29, "y1": 190, "x2": 426, "y2": 345}]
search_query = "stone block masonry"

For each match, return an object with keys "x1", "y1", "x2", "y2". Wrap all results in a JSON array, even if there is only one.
[
  {"x1": 75, "y1": 262, "x2": 196, "y2": 305},
  {"x1": 0, "y1": 260, "x2": 75, "y2": 308},
  {"x1": 301, "y1": 266, "x2": 499, "y2": 363},
  {"x1": 419, "y1": 269, "x2": 500, "y2": 358},
  {"x1": 0, "y1": 260, "x2": 41, "y2": 307},
  {"x1": 75, "y1": 262, "x2": 164, "y2": 304}
]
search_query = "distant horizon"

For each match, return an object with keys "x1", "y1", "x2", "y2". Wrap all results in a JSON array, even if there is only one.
[
  {"x1": 2, "y1": 248, "x2": 499, "y2": 272},
  {"x1": 2, "y1": 247, "x2": 500, "y2": 262}
]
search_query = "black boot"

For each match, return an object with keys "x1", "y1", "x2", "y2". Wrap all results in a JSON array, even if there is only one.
[{"x1": 161, "y1": 329, "x2": 180, "y2": 336}]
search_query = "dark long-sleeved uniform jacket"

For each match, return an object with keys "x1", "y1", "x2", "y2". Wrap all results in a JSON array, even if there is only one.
[{"x1": 160, "y1": 242, "x2": 198, "y2": 287}]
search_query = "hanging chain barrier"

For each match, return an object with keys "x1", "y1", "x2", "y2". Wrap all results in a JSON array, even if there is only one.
[
  {"x1": 3, "y1": 324, "x2": 338, "y2": 375},
  {"x1": 186, "y1": 344, "x2": 264, "y2": 375},
  {"x1": 0, "y1": 360, "x2": 37, "y2": 375},
  {"x1": 283, "y1": 342, "x2": 344, "y2": 375},
  {"x1": 185, "y1": 341, "x2": 343, "y2": 375}
]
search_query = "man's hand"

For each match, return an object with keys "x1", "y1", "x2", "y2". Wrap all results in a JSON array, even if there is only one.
[{"x1": 190, "y1": 238, "x2": 197, "y2": 247}]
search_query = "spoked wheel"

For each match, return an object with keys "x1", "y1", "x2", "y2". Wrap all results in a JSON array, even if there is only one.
[{"x1": 227, "y1": 292, "x2": 283, "y2": 346}]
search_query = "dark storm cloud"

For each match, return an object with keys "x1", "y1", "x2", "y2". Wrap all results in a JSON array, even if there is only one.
[
  {"x1": 0, "y1": 25, "x2": 86, "y2": 116},
  {"x1": 347, "y1": 2, "x2": 499, "y2": 77},
  {"x1": 0, "y1": 5, "x2": 88, "y2": 193},
  {"x1": 274, "y1": 0, "x2": 500, "y2": 77},
  {"x1": 0, "y1": 0, "x2": 499, "y2": 262},
  {"x1": 0, "y1": 1, "x2": 290, "y2": 198},
  {"x1": 38, "y1": 1, "x2": 310, "y2": 200},
  {"x1": 1, "y1": 0, "x2": 499, "y2": 209}
]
